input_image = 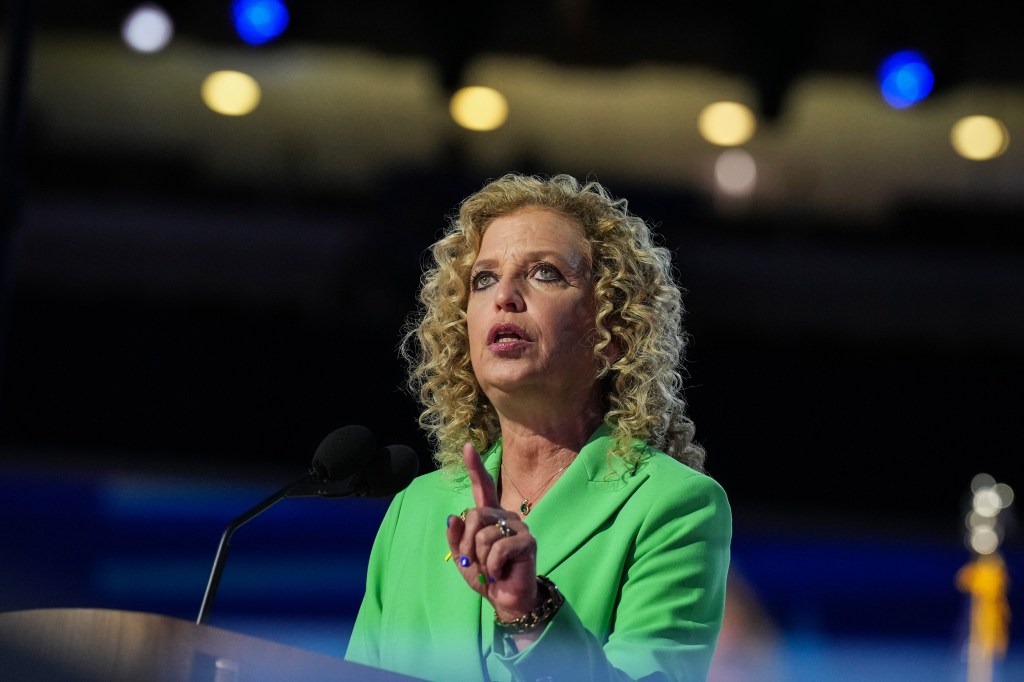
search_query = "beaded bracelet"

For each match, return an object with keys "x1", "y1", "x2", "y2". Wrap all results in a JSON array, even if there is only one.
[{"x1": 494, "y1": 575, "x2": 564, "y2": 635}]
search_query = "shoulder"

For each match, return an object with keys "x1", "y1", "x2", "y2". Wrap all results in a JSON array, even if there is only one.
[
  {"x1": 581, "y1": 431, "x2": 729, "y2": 514},
  {"x1": 627, "y1": 447, "x2": 731, "y2": 527},
  {"x1": 635, "y1": 447, "x2": 727, "y2": 497}
]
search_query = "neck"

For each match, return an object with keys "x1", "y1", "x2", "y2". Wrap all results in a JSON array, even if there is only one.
[
  {"x1": 487, "y1": 379, "x2": 605, "y2": 444},
  {"x1": 501, "y1": 459, "x2": 569, "y2": 516},
  {"x1": 488, "y1": 384, "x2": 605, "y2": 512},
  {"x1": 496, "y1": 393, "x2": 604, "y2": 456},
  {"x1": 496, "y1": 412, "x2": 603, "y2": 515}
]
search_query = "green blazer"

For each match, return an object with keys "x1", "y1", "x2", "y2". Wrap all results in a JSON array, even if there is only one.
[{"x1": 345, "y1": 424, "x2": 732, "y2": 682}]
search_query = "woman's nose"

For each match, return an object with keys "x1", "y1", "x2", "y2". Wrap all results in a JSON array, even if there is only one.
[{"x1": 494, "y1": 279, "x2": 525, "y2": 312}]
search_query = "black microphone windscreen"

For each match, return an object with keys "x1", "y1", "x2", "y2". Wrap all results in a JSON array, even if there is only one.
[
  {"x1": 366, "y1": 444, "x2": 419, "y2": 497},
  {"x1": 312, "y1": 424, "x2": 378, "y2": 479}
]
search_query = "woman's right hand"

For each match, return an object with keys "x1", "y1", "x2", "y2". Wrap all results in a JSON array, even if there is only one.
[{"x1": 445, "y1": 442, "x2": 542, "y2": 624}]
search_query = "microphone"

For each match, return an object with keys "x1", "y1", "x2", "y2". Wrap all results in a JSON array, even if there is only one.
[
  {"x1": 196, "y1": 425, "x2": 418, "y2": 625},
  {"x1": 289, "y1": 424, "x2": 419, "y2": 498}
]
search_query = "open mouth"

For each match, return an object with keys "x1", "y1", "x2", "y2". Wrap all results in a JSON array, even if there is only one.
[{"x1": 488, "y1": 323, "x2": 530, "y2": 345}]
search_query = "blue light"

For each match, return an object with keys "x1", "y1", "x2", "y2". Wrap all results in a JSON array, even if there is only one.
[
  {"x1": 878, "y1": 50, "x2": 935, "y2": 109},
  {"x1": 232, "y1": 0, "x2": 289, "y2": 46}
]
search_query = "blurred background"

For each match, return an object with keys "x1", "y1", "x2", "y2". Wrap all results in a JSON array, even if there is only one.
[{"x1": 1, "y1": 2, "x2": 1022, "y2": 680}]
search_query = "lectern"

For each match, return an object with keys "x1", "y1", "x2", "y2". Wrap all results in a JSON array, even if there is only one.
[{"x1": 0, "y1": 608, "x2": 423, "y2": 682}]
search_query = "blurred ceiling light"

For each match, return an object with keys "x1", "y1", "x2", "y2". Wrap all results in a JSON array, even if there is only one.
[
  {"x1": 969, "y1": 526, "x2": 1000, "y2": 555},
  {"x1": 714, "y1": 148, "x2": 757, "y2": 197},
  {"x1": 993, "y1": 483, "x2": 1015, "y2": 508},
  {"x1": 698, "y1": 101, "x2": 756, "y2": 147},
  {"x1": 973, "y1": 487, "x2": 1004, "y2": 517},
  {"x1": 122, "y1": 3, "x2": 174, "y2": 54},
  {"x1": 449, "y1": 86, "x2": 509, "y2": 131},
  {"x1": 964, "y1": 473, "x2": 1014, "y2": 555},
  {"x1": 201, "y1": 70, "x2": 262, "y2": 116},
  {"x1": 878, "y1": 49, "x2": 934, "y2": 109},
  {"x1": 950, "y1": 115, "x2": 1010, "y2": 160},
  {"x1": 233, "y1": 0, "x2": 290, "y2": 46},
  {"x1": 971, "y1": 473, "x2": 996, "y2": 492}
]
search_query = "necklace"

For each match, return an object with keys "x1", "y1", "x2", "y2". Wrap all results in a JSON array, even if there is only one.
[{"x1": 502, "y1": 463, "x2": 569, "y2": 516}]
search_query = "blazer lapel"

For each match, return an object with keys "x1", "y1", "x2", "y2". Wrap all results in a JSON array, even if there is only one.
[{"x1": 520, "y1": 427, "x2": 648, "y2": 576}]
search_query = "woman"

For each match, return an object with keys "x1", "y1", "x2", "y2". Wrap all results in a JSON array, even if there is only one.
[{"x1": 345, "y1": 173, "x2": 731, "y2": 682}]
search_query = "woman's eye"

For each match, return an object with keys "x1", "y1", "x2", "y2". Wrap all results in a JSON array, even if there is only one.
[
  {"x1": 532, "y1": 264, "x2": 562, "y2": 282},
  {"x1": 471, "y1": 272, "x2": 496, "y2": 290}
]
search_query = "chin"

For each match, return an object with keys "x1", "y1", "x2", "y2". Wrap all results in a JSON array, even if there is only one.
[{"x1": 479, "y1": 372, "x2": 544, "y2": 397}]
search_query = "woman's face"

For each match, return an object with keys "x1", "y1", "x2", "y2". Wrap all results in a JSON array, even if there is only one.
[{"x1": 466, "y1": 207, "x2": 603, "y2": 416}]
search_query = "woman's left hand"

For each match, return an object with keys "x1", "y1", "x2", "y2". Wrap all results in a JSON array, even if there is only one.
[{"x1": 446, "y1": 442, "x2": 541, "y2": 622}]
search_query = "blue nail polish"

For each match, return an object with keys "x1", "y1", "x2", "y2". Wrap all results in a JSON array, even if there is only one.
[
  {"x1": 487, "y1": 575, "x2": 496, "y2": 583},
  {"x1": 446, "y1": 515, "x2": 454, "y2": 528},
  {"x1": 458, "y1": 555, "x2": 470, "y2": 567}
]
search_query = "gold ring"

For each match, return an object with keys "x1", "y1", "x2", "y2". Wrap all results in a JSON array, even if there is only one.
[{"x1": 497, "y1": 517, "x2": 514, "y2": 538}]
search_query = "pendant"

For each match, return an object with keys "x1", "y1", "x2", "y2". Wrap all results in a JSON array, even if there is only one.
[{"x1": 520, "y1": 499, "x2": 531, "y2": 515}]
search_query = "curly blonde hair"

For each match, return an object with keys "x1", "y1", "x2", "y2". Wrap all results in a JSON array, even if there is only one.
[{"x1": 400, "y1": 172, "x2": 705, "y2": 473}]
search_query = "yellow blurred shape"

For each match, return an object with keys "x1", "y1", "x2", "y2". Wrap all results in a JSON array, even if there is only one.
[
  {"x1": 201, "y1": 70, "x2": 262, "y2": 117},
  {"x1": 698, "y1": 101, "x2": 756, "y2": 147},
  {"x1": 956, "y1": 552, "x2": 1010, "y2": 662},
  {"x1": 950, "y1": 115, "x2": 1009, "y2": 160},
  {"x1": 450, "y1": 86, "x2": 509, "y2": 131}
]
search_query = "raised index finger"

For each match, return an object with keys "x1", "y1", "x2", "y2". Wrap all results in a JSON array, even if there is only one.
[{"x1": 463, "y1": 441, "x2": 499, "y2": 509}]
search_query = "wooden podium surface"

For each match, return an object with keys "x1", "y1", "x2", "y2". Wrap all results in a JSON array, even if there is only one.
[{"x1": 0, "y1": 608, "x2": 424, "y2": 682}]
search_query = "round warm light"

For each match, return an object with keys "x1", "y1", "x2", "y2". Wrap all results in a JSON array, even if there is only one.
[
  {"x1": 449, "y1": 86, "x2": 509, "y2": 131},
  {"x1": 950, "y1": 115, "x2": 1009, "y2": 160},
  {"x1": 714, "y1": 148, "x2": 757, "y2": 197},
  {"x1": 201, "y1": 70, "x2": 262, "y2": 116},
  {"x1": 698, "y1": 101, "x2": 757, "y2": 147},
  {"x1": 969, "y1": 526, "x2": 1000, "y2": 555}
]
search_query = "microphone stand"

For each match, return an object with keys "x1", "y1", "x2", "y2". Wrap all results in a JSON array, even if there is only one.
[
  {"x1": 197, "y1": 472, "x2": 321, "y2": 625},
  {"x1": 193, "y1": 433, "x2": 415, "y2": 625}
]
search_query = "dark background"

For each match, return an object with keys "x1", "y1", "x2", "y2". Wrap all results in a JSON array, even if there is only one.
[{"x1": 2, "y1": 2, "x2": 1023, "y2": 672}]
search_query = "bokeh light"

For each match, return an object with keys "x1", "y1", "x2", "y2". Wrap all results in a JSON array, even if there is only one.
[
  {"x1": 950, "y1": 115, "x2": 1010, "y2": 160},
  {"x1": 232, "y1": 0, "x2": 290, "y2": 46},
  {"x1": 698, "y1": 101, "x2": 757, "y2": 147},
  {"x1": 449, "y1": 86, "x2": 509, "y2": 132},
  {"x1": 969, "y1": 526, "x2": 1000, "y2": 555},
  {"x1": 201, "y1": 70, "x2": 262, "y2": 116},
  {"x1": 973, "y1": 488, "x2": 1003, "y2": 517},
  {"x1": 121, "y1": 3, "x2": 174, "y2": 54},
  {"x1": 993, "y1": 482, "x2": 1015, "y2": 507},
  {"x1": 714, "y1": 148, "x2": 757, "y2": 197},
  {"x1": 964, "y1": 473, "x2": 1014, "y2": 554},
  {"x1": 878, "y1": 50, "x2": 934, "y2": 109}
]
